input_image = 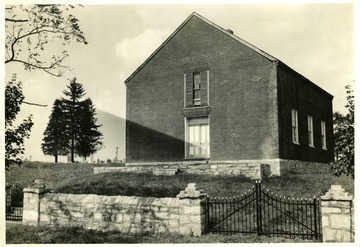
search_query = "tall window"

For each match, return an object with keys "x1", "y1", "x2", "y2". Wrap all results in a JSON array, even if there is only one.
[
  {"x1": 184, "y1": 70, "x2": 209, "y2": 107},
  {"x1": 193, "y1": 72, "x2": 201, "y2": 106},
  {"x1": 321, "y1": 120, "x2": 327, "y2": 150},
  {"x1": 291, "y1": 109, "x2": 299, "y2": 144},
  {"x1": 186, "y1": 117, "x2": 210, "y2": 158},
  {"x1": 308, "y1": 115, "x2": 314, "y2": 147}
]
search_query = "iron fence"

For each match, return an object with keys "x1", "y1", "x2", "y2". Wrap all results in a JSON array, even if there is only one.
[{"x1": 206, "y1": 181, "x2": 321, "y2": 240}]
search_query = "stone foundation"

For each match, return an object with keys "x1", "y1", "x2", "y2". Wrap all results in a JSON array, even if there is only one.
[
  {"x1": 94, "y1": 159, "x2": 283, "y2": 179},
  {"x1": 280, "y1": 159, "x2": 331, "y2": 175},
  {"x1": 153, "y1": 168, "x2": 179, "y2": 176},
  {"x1": 94, "y1": 159, "x2": 331, "y2": 179}
]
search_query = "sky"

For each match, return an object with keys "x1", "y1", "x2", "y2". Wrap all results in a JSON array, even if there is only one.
[{"x1": 3, "y1": 1, "x2": 355, "y2": 162}]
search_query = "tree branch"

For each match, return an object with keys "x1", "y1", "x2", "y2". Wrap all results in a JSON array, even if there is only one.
[
  {"x1": 5, "y1": 25, "x2": 74, "y2": 64},
  {"x1": 5, "y1": 4, "x2": 87, "y2": 77},
  {"x1": 23, "y1": 101, "x2": 48, "y2": 107},
  {"x1": 5, "y1": 18, "x2": 28, "y2": 23},
  {"x1": 8, "y1": 58, "x2": 67, "y2": 77}
]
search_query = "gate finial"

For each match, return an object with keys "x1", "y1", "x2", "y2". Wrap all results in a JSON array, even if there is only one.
[{"x1": 32, "y1": 179, "x2": 46, "y2": 189}]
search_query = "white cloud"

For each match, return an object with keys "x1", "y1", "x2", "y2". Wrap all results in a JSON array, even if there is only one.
[{"x1": 115, "y1": 28, "x2": 172, "y2": 80}]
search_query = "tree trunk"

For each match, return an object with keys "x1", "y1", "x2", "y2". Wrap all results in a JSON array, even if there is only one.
[
  {"x1": 71, "y1": 96, "x2": 75, "y2": 163},
  {"x1": 71, "y1": 137, "x2": 74, "y2": 162},
  {"x1": 54, "y1": 155, "x2": 58, "y2": 163}
]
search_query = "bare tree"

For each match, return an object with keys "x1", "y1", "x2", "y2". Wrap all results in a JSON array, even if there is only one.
[{"x1": 5, "y1": 4, "x2": 88, "y2": 77}]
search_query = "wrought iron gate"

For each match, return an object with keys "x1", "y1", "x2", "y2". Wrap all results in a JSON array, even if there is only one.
[
  {"x1": 6, "y1": 184, "x2": 24, "y2": 221},
  {"x1": 205, "y1": 181, "x2": 321, "y2": 240}
]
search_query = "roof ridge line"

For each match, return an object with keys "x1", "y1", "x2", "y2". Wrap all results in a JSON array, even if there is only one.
[
  {"x1": 125, "y1": 12, "x2": 195, "y2": 84},
  {"x1": 191, "y1": 12, "x2": 277, "y2": 61},
  {"x1": 124, "y1": 12, "x2": 277, "y2": 84}
]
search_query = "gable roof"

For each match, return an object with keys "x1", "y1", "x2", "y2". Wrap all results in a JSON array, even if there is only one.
[
  {"x1": 124, "y1": 12, "x2": 277, "y2": 84},
  {"x1": 124, "y1": 12, "x2": 333, "y2": 99}
]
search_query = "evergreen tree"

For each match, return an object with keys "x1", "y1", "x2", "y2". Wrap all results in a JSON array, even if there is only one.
[
  {"x1": 62, "y1": 78, "x2": 86, "y2": 162},
  {"x1": 75, "y1": 99, "x2": 103, "y2": 159},
  {"x1": 41, "y1": 99, "x2": 69, "y2": 162},
  {"x1": 42, "y1": 77, "x2": 103, "y2": 162}
]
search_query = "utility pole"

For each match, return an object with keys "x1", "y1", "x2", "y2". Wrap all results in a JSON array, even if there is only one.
[{"x1": 115, "y1": 147, "x2": 119, "y2": 161}]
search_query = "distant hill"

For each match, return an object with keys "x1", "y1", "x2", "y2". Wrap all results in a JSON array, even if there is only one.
[
  {"x1": 22, "y1": 108, "x2": 125, "y2": 163},
  {"x1": 96, "y1": 110, "x2": 126, "y2": 162}
]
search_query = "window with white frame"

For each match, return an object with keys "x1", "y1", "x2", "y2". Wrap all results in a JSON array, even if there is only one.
[
  {"x1": 321, "y1": 120, "x2": 327, "y2": 150},
  {"x1": 185, "y1": 117, "x2": 210, "y2": 158},
  {"x1": 308, "y1": 115, "x2": 314, "y2": 147},
  {"x1": 291, "y1": 109, "x2": 299, "y2": 144}
]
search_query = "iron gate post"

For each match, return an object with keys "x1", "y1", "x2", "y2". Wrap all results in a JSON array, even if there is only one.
[
  {"x1": 205, "y1": 196, "x2": 210, "y2": 233},
  {"x1": 255, "y1": 180, "x2": 262, "y2": 236},
  {"x1": 313, "y1": 198, "x2": 318, "y2": 239}
]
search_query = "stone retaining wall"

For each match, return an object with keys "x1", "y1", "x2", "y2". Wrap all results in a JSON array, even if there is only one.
[
  {"x1": 94, "y1": 159, "x2": 283, "y2": 179},
  {"x1": 39, "y1": 193, "x2": 180, "y2": 234},
  {"x1": 23, "y1": 181, "x2": 207, "y2": 236},
  {"x1": 95, "y1": 159, "x2": 331, "y2": 179},
  {"x1": 23, "y1": 181, "x2": 354, "y2": 242}
]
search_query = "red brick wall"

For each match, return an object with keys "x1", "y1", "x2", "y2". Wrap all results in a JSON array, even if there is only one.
[
  {"x1": 126, "y1": 15, "x2": 279, "y2": 162},
  {"x1": 277, "y1": 64, "x2": 334, "y2": 162},
  {"x1": 126, "y1": 15, "x2": 333, "y2": 164},
  {"x1": 206, "y1": 44, "x2": 279, "y2": 160}
]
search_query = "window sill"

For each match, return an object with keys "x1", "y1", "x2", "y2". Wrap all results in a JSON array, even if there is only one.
[
  {"x1": 185, "y1": 104, "x2": 209, "y2": 108},
  {"x1": 184, "y1": 157, "x2": 209, "y2": 161},
  {"x1": 183, "y1": 106, "x2": 211, "y2": 117}
]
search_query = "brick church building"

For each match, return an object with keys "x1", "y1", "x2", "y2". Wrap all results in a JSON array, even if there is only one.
[{"x1": 124, "y1": 12, "x2": 334, "y2": 176}]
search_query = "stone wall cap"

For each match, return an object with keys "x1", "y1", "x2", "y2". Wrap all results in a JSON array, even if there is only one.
[
  {"x1": 321, "y1": 185, "x2": 353, "y2": 201},
  {"x1": 177, "y1": 183, "x2": 207, "y2": 199},
  {"x1": 23, "y1": 187, "x2": 45, "y2": 193},
  {"x1": 32, "y1": 179, "x2": 46, "y2": 189}
]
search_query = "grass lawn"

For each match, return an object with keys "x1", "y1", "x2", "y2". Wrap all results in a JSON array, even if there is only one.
[
  {"x1": 51, "y1": 171, "x2": 354, "y2": 199},
  {"x1": 6, "y1": 161, "x2": 354, "y2": 199},
  {"x1": 5, "y1": 161, "x2": 95, "y2": 189},
  {"x1": 6, "y1": 223, "x2": 317, "y2": 244}
]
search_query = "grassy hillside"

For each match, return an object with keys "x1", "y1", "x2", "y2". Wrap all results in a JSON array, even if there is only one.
[
  {"x1": 6, "y1": 162, "x2": 354, "y2": 199},
  {"x1": 5, "y1": 162, "x2": 94, "y2": 189},
  {"x1": 54, "y1": 171, "x2": 354, "y2": 199},
  {"x1": 96, "y1": 110, "x2": 126, "y2": 162}
]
